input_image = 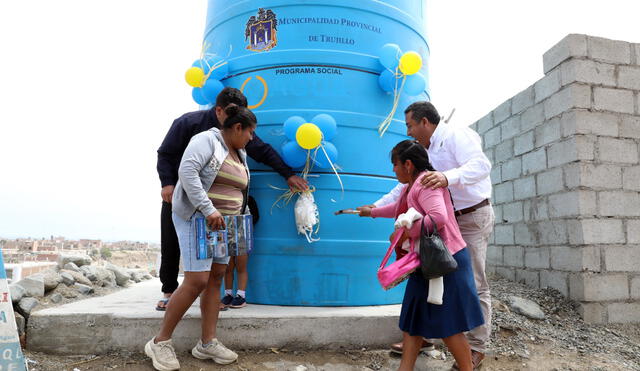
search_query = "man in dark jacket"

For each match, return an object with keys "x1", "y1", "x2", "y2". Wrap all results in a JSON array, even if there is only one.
[{"x1": 156, "y1": 87, "x2": 307, "y2": 310}]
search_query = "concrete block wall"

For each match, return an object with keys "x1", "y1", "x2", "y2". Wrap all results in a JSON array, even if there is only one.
[{"x1": 470, "y1": 34, "x2": 640, "y2": 324}]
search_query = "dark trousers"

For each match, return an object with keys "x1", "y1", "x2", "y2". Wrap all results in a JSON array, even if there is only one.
[{"x1": 160, "y1": 201, "x2": 180, "y2": 294}]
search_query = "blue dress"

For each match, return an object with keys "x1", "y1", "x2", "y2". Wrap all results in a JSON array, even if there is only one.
[{"x1": 398, "y1": 247, "x2": 484, "y2": 339}]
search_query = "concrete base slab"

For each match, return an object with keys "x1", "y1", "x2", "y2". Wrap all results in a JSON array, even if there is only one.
[{"x1": 27, "y1": 280, "x2": 402, "y2": 355}]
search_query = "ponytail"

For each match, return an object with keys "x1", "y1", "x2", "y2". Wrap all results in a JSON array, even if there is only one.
[
  {"x1": 223, "y1": 105, "x2": 257, "y2": 129},
  {"x1": 390, "y1": 140, "x2": 435, "y2": 174}
]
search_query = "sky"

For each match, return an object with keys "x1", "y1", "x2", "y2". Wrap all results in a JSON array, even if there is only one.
[{"x1": 1, "y1": 1, "x2": 639, "y2": 243}]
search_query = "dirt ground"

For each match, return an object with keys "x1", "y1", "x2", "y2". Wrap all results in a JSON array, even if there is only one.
[
  {"x1": 23, "y1": 341, "x2": 638, "y2": 371},
  {"x1": 21, "y1": 275, "x2": 640, "y2": 370}
]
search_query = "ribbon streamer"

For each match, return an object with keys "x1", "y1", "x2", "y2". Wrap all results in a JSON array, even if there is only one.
[
  {"x1": 199, "y1": 41, "x2": 232, "y2": 81},
  {"x1": 378, "y1": 68, "x2": 407, "y2": 137},
  {"x1": 268, "y1": 130, "x2": 344, "y2": 243}
]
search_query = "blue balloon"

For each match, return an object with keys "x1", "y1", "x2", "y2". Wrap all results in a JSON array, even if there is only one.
[
  {"x1": 378, "y1": 43, "x2": 401, "y2": 70},
  {"x1": 404, "y1": 72, "x2": 426, "y2": 96},
  {"x1": 284, "y1": 116, "x2": 306, "y2": 141},
  {"x1": 205, "y1": 55, "x2": 229, "y2": 80},
  {"x1": 202, "y1": 79, "x2": 224, "y2": 103},
  {"x1": 311, "y1": 114, "x2": 337, "y2": 141},
  {"x1": 378, "y1": 69, "x2": 397, "y2": 92},
  {"x1": 314, "y1": 142, "x2": 338, "y2": 169},
  {"x1": 192, "y1": 59, "x2": 210, "y2": 74},
  {"x1": 282, "y1": 141, "x2": 308, "y2": 168},
  {"x1": 192, "y1": 87, "x2": 209, "y2": 105}
]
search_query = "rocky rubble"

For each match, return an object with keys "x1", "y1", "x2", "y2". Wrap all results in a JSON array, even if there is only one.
[
  {"x1": 8, "y1": 254, "x2": 153, "y2": 337},
  {"x1": 58, "y1": 255, "x2": 92, "y2": 267},
  {"x1": 488, "y1": 274, "x2": 640, "y2": 370},
  {"x1": 14, "y1": 275, "x2": 45, "y2": 297}
]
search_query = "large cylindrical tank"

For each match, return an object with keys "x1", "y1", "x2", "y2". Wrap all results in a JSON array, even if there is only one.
[{"x1": 204, "y1": 0, "x2": 430, "y2": 305}]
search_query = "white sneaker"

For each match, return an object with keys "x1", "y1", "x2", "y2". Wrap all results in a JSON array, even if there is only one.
[
  {"x1": 191, "y1": 338, "x2": 238, "y2": 364},
  {"x1": 144, "y1": 338, "x2": 180, "y2": 371}
]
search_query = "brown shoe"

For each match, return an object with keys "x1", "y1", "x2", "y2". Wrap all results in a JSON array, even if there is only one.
[
  {"x1": 390, "y1": 339, "x2": 435, "y2": 354},
  {"x1": 451, "y1": 350, "x2": 485, "y2": 370}
]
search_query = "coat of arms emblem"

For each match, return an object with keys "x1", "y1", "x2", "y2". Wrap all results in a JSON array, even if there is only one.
[{"x1": 245, "y1": 8, "x2": 278, "y2": 52}]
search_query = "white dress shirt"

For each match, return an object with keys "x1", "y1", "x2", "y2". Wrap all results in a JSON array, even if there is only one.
[
  {"x1": 373, "y1": 183, "x2": 405, "y2": 207},
  {"x1": 374, "y1": 124, "x2": 492, "y2": 210}
]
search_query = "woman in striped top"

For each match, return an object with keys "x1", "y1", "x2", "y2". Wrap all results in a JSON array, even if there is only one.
[{"x1": 145, "y1": 105, "x2": 256, "y2": 370}]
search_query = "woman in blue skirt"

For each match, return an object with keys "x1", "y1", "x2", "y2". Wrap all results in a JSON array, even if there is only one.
[{"x1": 359, "y1": 140, "x2": 484, "y2": 371}]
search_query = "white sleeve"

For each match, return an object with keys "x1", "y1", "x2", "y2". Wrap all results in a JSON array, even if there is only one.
[
  {"x1": 373, "y1": 182, "x2": 404, "y2": 207},
  {"x1": 442, "y1": 127, "x2": 492, "y2": 186}
]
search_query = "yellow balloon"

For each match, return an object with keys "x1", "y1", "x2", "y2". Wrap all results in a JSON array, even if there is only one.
[
  {"x1": 185, "y1": 67, "x2": 205, "y2": 87},
  {"x1": 399, "y1": 51, "x2": 422, "y2": 75},
  {"x1": 296, "y1": 123, "x2": 323, "y2": 149}
]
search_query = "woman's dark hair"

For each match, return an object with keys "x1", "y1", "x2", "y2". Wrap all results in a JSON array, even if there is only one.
[
  {"x1": 223, "y1": 104, "x2": 257, "y2": 129},
  {"x1": 391, "y1": 140, "x2": 435, "y2": 174}
]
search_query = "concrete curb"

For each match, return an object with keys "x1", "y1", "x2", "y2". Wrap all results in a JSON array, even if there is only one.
[{"x1": 27, "y1": 280, "x2": 402, "y2": 354}]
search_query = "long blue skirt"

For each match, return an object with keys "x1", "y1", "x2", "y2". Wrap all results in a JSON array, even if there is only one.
[{"x1": 399, "y1": 247, "x2": 484, "y2": 339}]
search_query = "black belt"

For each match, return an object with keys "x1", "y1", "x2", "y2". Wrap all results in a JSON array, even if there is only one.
[{"x1": 455, "y1": 199, "x2": 490, "y2": 217}]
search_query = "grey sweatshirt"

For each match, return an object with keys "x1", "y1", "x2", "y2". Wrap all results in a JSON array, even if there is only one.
[{"x1": 171, "y1": 128, "x2": 249, "y2": 221}]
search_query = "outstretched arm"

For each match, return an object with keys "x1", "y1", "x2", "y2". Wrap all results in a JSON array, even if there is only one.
[
  {"x1": 369, "y1": 202, "x2": 397, "y2": 219},
  {"x1": 245, "y1": 134, "x2": 309, "y2": 191},
  {"x1": 373, "y1": 183, "x2": 404, "y2": 207},
  {"x1": 245, "y1": 134, "x2": 294, "y2": 179}
]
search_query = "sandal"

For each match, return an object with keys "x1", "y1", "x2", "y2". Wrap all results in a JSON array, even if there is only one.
[{"x1": 155, "y1": 298, "x2": 170, "y2": 311}]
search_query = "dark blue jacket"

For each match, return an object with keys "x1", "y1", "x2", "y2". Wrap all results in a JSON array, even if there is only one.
[{"x1": 157, "y1": 109, "x2": 294, "y2": 187}]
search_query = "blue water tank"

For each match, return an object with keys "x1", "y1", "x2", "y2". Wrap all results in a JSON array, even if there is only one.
[{"x1": 204, "y1": 0, "x2": 430, "y2": 305}]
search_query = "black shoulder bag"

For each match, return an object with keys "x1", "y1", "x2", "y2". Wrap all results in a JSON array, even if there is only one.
[{"x1": 419, "y1": 215, "x2": 458, "y2": 280}]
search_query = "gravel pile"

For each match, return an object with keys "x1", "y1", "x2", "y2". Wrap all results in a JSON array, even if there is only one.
[{"x1": 489, "y1": 274, "x2": 640, "y2": 370}]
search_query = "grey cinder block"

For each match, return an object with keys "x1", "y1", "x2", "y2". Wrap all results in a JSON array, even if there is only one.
[
  {"x1": 593, "y1": 87, "x2": 634, "y2": 114},
  {"x1": 588, "y1": 35, "x2": 631, "y2": 65},
  {"x1": 561, "y1": 59, "x2": 616, "y2": 87},
  {"x1": 618, "y1": 66, "x2": 640, "y2": 90},
  {"x1": 570, "y1": 273, "x2": 629, "y2": 302},
  {"x1": 550, "y1": 246, "x2": 600, "y2": 272},
  {"x1": 543, "y1": 34, "x2": 588, "y2": 74},
  {"x1": 535, "y1": 69, "x2": 562, "y2": 103},
  {"x1": 597, "y1": 137, "x2": 638, "y2": 164},
  {"x1": 544, "y1": 84, "x2": 591, "y2": 120},
  {"x1": 522, "y1": 148, "x2": 547, "y2": 175}
]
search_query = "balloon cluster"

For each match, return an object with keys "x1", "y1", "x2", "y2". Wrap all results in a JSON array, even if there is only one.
[
  {"x1": 377, "y1": 44, "x2": 426, "y2": 96},
  {"x1": 185, "y1": 54, "x2": 229, "y2": 105},
  {"x1": 281, "y1": 114, "x2": 338, "y2": 169}
]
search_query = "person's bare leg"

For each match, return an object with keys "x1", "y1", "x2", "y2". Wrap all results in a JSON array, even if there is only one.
[
  {"x1": 398, "y1": 332, "x2": 422, "y2": 371},
  {"x1": 156, "y1": 271, "x2": 209, "y2": 342},
  {"x1": 443, "y1": 332, "x2": 472, "y2": 371},
  {"x1": 200, "y1": 263, "x2": 227, "y2": 342},
  {"x1": 235, "y1": 255, "x2": 248, "y2": 291},
  {"x1": 224, "y1": 257, "x2": 236, "y2": 291},
  {"x1": 221, "y1": 258, "x2": 236, "y2": 309}
]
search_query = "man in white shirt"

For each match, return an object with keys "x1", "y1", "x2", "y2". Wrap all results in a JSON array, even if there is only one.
[{"x1": 363, "y1": 101, "x2": 494, "y2": 369}]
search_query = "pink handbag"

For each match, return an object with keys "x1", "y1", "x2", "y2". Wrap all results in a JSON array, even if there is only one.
[{"x1": 377, "y1": 229, "x2": 420, "y2": 290}]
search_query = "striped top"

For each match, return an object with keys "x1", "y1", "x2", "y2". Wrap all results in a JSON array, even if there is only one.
[{"x1": 207, "y1": 152, "x2": 248, "y2": 216}]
